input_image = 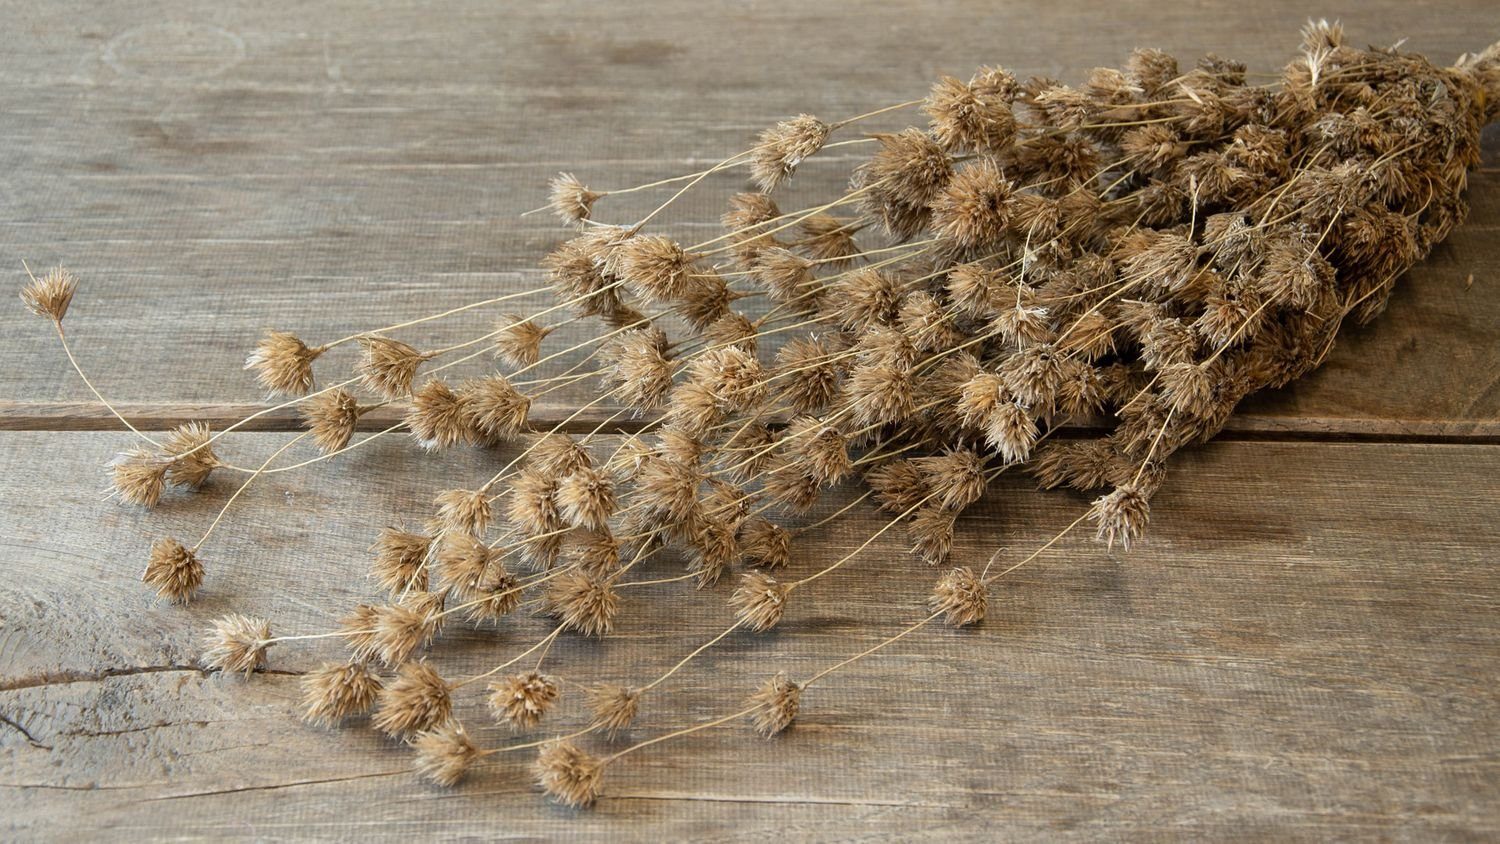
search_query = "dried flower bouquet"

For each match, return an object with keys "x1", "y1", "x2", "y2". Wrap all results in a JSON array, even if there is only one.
[{"x1": 21, "y1": 23, "x2": 1500, "y2": 806}]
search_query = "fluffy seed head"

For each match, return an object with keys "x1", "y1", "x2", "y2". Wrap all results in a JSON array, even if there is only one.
[
  {"x1": 371, "y1": 526, "x2": 430, "y2": 595},
  {"x1": 738, "y1": 517, "x2": 792, "y2": 569},
  {"x1": 494, "y1": 313, "x2": 554, "y2": 368},
  {"x1": 925, "y1": 69, "x2": 1019, "y2": 153},
  {"x1": 857, "y1": 128, "x2": 953, "y2": 209},
  {"x1": 548, "y1": 172, "x2": 601, "y2": 227},
  {"x1": 301, "y1": 387, "x2": 362, "y2": 453},
  {"x1": 752, "y1": 114, "x2": 830, "y2": 191},
  {"x1": 931, "y1": 157, "x2": 1013, "y2": 253},
  {"x1": 915, "y1": 448, "x2": 988, "y2": 511},
  {"x1": 433, "y1": 488, "x2": 492, "y2": 537},
  {"x1": 1090, "y1": 483, "x2": 1152, "y2": 549},
  {"x1": 458, "y1": 375, "x2": 530, "y2": 444},
  {"x1": 488, "y1": 672, "x2": 561, "y2": 730},
  {"x1": 300, "y1": 660, "x2": 383, "y2": 726},
  {"x1": 21, "y1": 265, "x2": 78, "y2": 322},
  {"x1": 616, "y1": 235, "x2": 693, "y2": 304},
  {"x1": 201, "y1": 613, "x2": 272, "y2": 675},
  {"x1": 534, "y1": 741, "x2": 606, "y2": 808},
  {"x1": 557, "y1": 466, "x2": 616, "y2": 531},
  {"x1": 730, "y1": 571, "x2": 791, "y2": 632},
  {"x1": 747, "y1": 673, "x2": 802, "y2": 737},
  {"x1": 407, "y1": 378, "x2": 473, "y2": 450},
  {"x1": 545, "y1": 571, "x2": 619, "y2": 637},
  {"x1": 109, "y1": 448, "x2": 169, "y2": 507},
  {"x1": 372, "y1": 660, "x2": 453, "y2": 738},
  {"x1": 412, "y1": 720, "x2": 481, "y2": 787},
  {"x1": 143, "y1": 537, "x2": 204, "y2": 604},
  {"x1": 587, "y1": 684, "x2": 641, "y2": 737},
  {"x1": 245, "y1": 331, "x2": 322, "y2": 396},
  {"x1": 357, "y1": 336, "x2": 432, "y2": 399},
  {"x1": 930, "y1": 566, "x2": 987, "y2": 626}
]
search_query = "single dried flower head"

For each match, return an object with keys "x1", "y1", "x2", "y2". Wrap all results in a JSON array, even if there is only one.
[
  {"x1": 21, "y1": 265, "x2": 78, "y2": 322},
  {"x1": 143, "y1": 537, "x2": 204, "y2": 603},
  {"x1": 747, "y1": 672, "x2": 802, "y2": 737},
  {"x1": 300, "y1": 660, "x2": 383, "y2": 726},
  {"x1": 616, "y1": 235, "x2": 693, "y2": 304},
  {"x1": 587, "y1": 684, "x2": 641, "y2": 737},
  {"x1": 930, "y1": 566, "x2": 987, "y2": 626},
  {"x1": 557, "y1": 466, "x2": 616, "y2": 531},
  {"x1": 548, "y1": 172, "x2": 602, "y2": 227},
  {"x1": 109, "y1": 448, "x2": 169, "y2": 508},
  {"x1": 373, "y1": 660, "x2": 453, "y2": 738},
  {"x1": 245, "y1": 330, "x2": 323, "y2": 396},
  {"x1": 1090, "y1": 483, "x2": 1152, "y2": 549},
  {"x1": 925, "y1": 68, "x2": 1019, "y2": 153},
  {"x1": 752, "y1": 113, "x2": 830, "y2": 192},
  {"x1": 488, "y1": 671, "x2": 561, "y2": 730},
  {"x1": 371, "y1": 526, "x2": 430, "y2": 595},
  {"x1": 458, "y1": 375, "x2": 531, "y2": 444},
  {"x1": 534, "y1": 740, "x2": 606, "y2": 808},
  {"x1": 545, "y1": 571, "x2": 620, "y2": 637},
  {"x1": 433, "y1": 488, "x2": 492, "y2": 537},
  {"x1": 301, "y1": 387, "x2": 362, "y2": 454},
  {"x1": 407, "y1": 378, "x2": 473, "y2": 450},
  {"x1": 730, "y1": 571, "x2": 791, "y2": 632},
  {"x1": 413, "y1": 720, "x2": 481, "y2": 787},
  {"x1": 494, "y1": 313, "x2": 554, "y2": 368},
  {"x1": 357, "y1": 336, "x2": 432, "y2": 399},
  {"x1": 201, "y1": 613, "x2": 272, "y2": 675},
  {"x1": 738, "y1": 517, "x2": 792, "y2": 569}
]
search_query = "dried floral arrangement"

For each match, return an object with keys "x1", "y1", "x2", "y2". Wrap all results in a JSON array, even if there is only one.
[{"x1": 20, "y1": 23, "x2": 1500, "y2": 807}]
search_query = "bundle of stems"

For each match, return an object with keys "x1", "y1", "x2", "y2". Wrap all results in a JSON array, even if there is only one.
[{"x1": 22, "y1": 23, "x2": 1500, "y2": 807}]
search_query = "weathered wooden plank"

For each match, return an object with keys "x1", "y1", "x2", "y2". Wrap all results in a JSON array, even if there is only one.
[
  {"x1": 1, "y1": 1, "x2": 1498, "y2": 435},
  {"x1": 1, "y1": 433, "x2": 1496, "y2": 838}
]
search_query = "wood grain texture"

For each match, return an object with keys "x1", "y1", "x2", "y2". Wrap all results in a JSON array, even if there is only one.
[
  {"x1": 0, "y1": 0, "x2": 1497, "y2": 434},
  {"x1": 2, "y1": 0, "x2": 1500, "y2": 840},
  {"x1": 1, "y1": 433, "x2": 1498, "y2": 840}
]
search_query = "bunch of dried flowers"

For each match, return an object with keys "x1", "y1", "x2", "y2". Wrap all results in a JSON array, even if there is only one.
[{"x1": 22, "y1": 24, "x2": 1500, "y2": 807}]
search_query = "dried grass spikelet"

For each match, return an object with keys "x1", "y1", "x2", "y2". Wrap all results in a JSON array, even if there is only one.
[
  {"x1": 616, "y1": 234, "x2": 693, "y2": 304},
  {"x1": 991, "y1": 298, "x2": 1053, "y2": 348},
  {"x1": 828, "y1": 266, "x2": 901, "y2": 331},
  {"x1": 507, "y1": 466, "x2": 562, "y2": 537},
  {"x1": 344, "y1": 598, "x2": 441, "y2": 666},
  {"x1": 762, "y1": 459, "x2": 822, "y2": 513},
  {"x1": 458, "y1": 374, "x2": 531, "y2": 444},
  {"x1": 857, "y1": 127, "x2": 953, "y2": 210},
  {"x1": 795, "y1": 213, "x2": 861, "y2": 267},
  {"x1": 898, "y1": 290, "x2": 962, "y2": 353},
  {"x1": 159, "y1": 421, "x2": 221, "y2": 488},
  {"x1": 602, "y1": 327, "x2": 675, "y2": 411},
  {"x1": 436, "y1": 532, "x2": 494, "y2": 594},
  {"x1": 201, "y1": 613, "x2": 272, "y2": 675},
  {"x1": 372, "y1": 660, "x2": 453, "y2": 738},
  {"x1": 566, "y1": 529, "x2": 621, "y2": 577},
  {"x1": 433, "y1": 488, "x2": 492, "y2": 537},
  {"x1": 301, "y1": 387, "x2": 363, "y2": 453},
  {"x1": 412, "y1": 720, "x2": 481, "y2": 787},
  {"x1": 245, "y1": 330, "x2": 323, "y2": 396},
  {"x1": 357, "y1": 336, "x2": 433, "y2": 399},
  {"x1": 930, "y1": 566, "x2": 987, "y2": 626},
  {"x1": 747, "y1": 672, "x2": 802, "y2": 737},
  {"x1": 488, "y1": 671, "x2": 561, "y2": 730},
  {"x1": 914, "y1": 448, "x2": 987, "y2": 511},
  {"x1": 730, "y1": 571, "x2": 791, "y2": 632},
  {"x1": 557, "y1": 466, "x2": 616, "y2": 531},
  {"x1": 548, "y1": 172, "x2": 602, "y2": 227},
  {"x1": 846, "y1": 361, "x2": 917, "y2": 427},
  {"x1": 495, "y1": 313, "x2": 554, "y2": 368},
  {"x1": 751, "y1": 247, "x2": 816, "y2": 306},
  {"x1": 634, "y1": 452, "x2": 703, "y2": 523},
  {"x1": 407, "y1": 378, "x2": 473, "y2": 450},
  {"x1": 772, "y1": 336, "x2": 843, "y2": 414},
  {"x1": 1001, "y1": 343, "x2": 1065, "y2": 407},
  {"x1": 925, "y1": 66, "x2": 1019, "y2": 152},
  {"x1": 931, "y1": 156, "x2": 1013, "y2": 253},
  {"x1": 1029, "y1": 439, "x2": 1117, "y2": 491},
  {"x1": 909, "y1": 503, "x2": 958, "y2": 565},
  {"x1": 143, "y1": 536, "x2": 204, "y2": 603},
  {"x1": 686, "y1": 523, "x2": 737, "y2": 588},
  {"x1": 1090, "y1": 483, "x2": 1151, "y2": 549},
  {"x1": 785, "y1": 415, "x2": 851, "y2": 485},
  {"x1": 21, "y1": 265, "x2": 78, "y2": 322},
  {"x1": 946, "y1": 262, "x2": 1005, "y2": 318},
  {"x1": 371, "y1": 526, "x2": 431, "y2": 595},
  {"x1": 865, "y1": 458, "x2": 929, "y2": 514},
  {"x1": 109, "y1": 448, "x2": 169, "y2": 507},
  {"x1": 545, "y1": 570, "x2": 619, "y2": 637},
  {"x1": 530, "y1": 432, "x2": 593, "y2": 476},
  {"x1": 705, "y1": 312, "x2": 759, "y2": 354},
  {"x1": 752, "y1": 113, "x2": 830, "y2": 192},
  {"x1": 300, "y1": 660, "x2": 383, "y2": 726},
  {"x1": 587, "y1": 684, "x2": 641, "y2": 737},
  {"x1": 738, "y1": 517, "x2": 791, "y2": 569},
  {"x1": 534, "y1": 740, "x2": 606, "y2": 808}
]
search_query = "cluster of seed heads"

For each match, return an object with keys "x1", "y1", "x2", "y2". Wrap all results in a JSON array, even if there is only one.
[{"x1": 23, "y1": 24, "x2": 1498, "y2": 807}]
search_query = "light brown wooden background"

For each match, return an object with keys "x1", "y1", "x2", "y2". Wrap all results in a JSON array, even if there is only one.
[{"x1": 1, "y1": 2, "x2": 1497, "y2": 840}]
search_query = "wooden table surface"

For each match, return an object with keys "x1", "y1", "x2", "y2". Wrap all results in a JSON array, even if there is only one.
[{"x1": 2, "y1": 2, "x2": 1498, "y2": 840}]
